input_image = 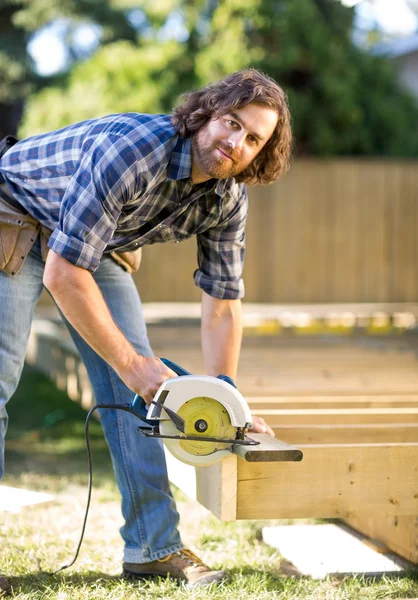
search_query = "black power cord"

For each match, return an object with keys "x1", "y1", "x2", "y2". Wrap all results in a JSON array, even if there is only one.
[{"x1": 52, "y1": 402, "x2": 132, "y2": 575}]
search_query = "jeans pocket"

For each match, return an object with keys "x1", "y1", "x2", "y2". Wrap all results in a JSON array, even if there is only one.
[{"x1": 0, "y1": 223, "x2": 20, "y2": 270}]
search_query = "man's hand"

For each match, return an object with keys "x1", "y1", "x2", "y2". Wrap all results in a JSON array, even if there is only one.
[
  {"x1": 122, "y1": 356, "x2": 177, "y2": 404},
  {"x1": 249, "y1": 415, "x2": 275, "y2": 437}
]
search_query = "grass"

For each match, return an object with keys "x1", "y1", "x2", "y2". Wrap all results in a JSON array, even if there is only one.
[{"x1": 1, "y1": 366, "x2": 418, "y2": 599}]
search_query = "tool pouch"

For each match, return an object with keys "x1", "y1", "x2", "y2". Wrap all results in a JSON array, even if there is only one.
[
  {"x1": 109, "y1": 248, "x2": 142, "y2": 273},
  {"x1": 0, "y1": 195, "x2": 41, "y2": 276}
]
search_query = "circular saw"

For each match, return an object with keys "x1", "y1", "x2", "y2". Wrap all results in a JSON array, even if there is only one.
[{"x1": 135, "y1": 358, "x2": 259, "y2": 466}]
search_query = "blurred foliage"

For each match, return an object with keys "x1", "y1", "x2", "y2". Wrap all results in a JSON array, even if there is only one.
[
  {"x1": 20, "y1": 41, "x2": 183, "y2": 134},
  {"x1": 190, "y1": 0, "x2": 418, "y2": 156},
  {"x1": 0, "y1": 0, "x2": 136, "y2": 137},
  {"x1": 2, "y1": 0, "x2": 418, "y2": 156}
]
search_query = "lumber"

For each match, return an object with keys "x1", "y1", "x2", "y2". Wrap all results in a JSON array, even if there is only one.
[
  {"x1": 235, "y1": 444, "x2": 418, "y2": 520},
  {"x1": 345, "y1": 515, "x2": 418, "y2": 564},
  {"x1": 252, "y1": 407, "x2": 418, "y2": 426},
  {"x1": 196, "y1": 454, "x2": 237, "y2": 521},
  {"x1": 271, "y1": 423, "x2": 418, "y2": 445},
  {"x1": 240, "y1": 384, "x2": 418, "y2": 397},
  {"x1": 232, "y1": 433, "x2": 303, "y2": 462},
  {"x1": 247, "y1": 395, "x2": 418, "y2": 409}
]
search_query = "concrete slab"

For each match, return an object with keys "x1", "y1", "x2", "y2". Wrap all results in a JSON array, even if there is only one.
[
  {"x1": 0, "y1": 485, "x2": 54, "y2": 513},
  {"x1": 262, "y1": 523, "x2": 407, "y2": 578}
]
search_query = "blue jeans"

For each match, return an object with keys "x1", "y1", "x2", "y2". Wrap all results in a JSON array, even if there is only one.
[{"x1": 0, "y1": 239, "x2": 183, "y2": 562}]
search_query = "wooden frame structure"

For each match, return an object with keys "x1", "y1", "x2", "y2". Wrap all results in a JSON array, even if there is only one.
[
  {"x1": 165, "y1": 437, "x2": 418, "y2": 525},
  {"x1": 27, "y1": 312, "x2": 418, "y2": 564}
]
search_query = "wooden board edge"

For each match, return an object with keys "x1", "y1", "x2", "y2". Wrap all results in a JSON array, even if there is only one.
[{"x1": 233, "y1": 433, "x2": 303, "y2": 462}]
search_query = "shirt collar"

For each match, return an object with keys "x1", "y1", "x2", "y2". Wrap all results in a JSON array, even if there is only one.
[{"x1": 166, "y1": 134, "x2": 233, "y2": 197}]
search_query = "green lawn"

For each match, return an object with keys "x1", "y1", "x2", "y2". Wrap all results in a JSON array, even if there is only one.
[{"x1": 1, "y1": 366, "x2": 417, "y2": 599}]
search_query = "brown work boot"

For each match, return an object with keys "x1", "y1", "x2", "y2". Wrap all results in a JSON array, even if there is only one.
[
  {"x1": 123, "y1": 548, "x2": 227, "y2": 588},
  {"x1": 0, "y1": 575, "x2": 11, "y2": 597}
]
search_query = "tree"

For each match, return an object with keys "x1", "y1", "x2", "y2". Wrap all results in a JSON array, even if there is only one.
[
  {"x1": 0, "y1": 0, "x2": 137, "y2": 137},
  {"x1": 7, "y1": 0, "x2": 418, "y2": 157},
  {"x1": 194, "y1": 0, "x2": 418, "y2": 156},
  {"x1": 19, "y1": 40, "x2": 184, "y2": 135},
  {"x1": 0, "y1": 1, "x2": 32, "y2": 138}
]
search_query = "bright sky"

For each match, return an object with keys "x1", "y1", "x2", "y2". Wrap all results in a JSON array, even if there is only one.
[
  {"x1": 342, "y1": 0, "x2": 417, "y2": 32},
  {"x1": 29, "y1": 1, "x2": 418, "y2": 76},
  {"x1": 28, "y1": 20, "x2": 100, "y2": 76}
]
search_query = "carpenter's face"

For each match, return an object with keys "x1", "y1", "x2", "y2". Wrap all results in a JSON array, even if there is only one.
[{"x1": 192, "y1": 102, "x2": 278, "y2": 183}]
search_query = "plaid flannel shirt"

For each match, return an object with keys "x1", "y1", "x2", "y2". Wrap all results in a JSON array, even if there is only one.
[{"x1": 0, "y1": 113, "x2": 248, "y2": 299}]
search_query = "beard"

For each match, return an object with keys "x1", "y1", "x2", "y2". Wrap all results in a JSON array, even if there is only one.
[{"x1": 192, "y1": 129, "x2": 251, "y2": 180}]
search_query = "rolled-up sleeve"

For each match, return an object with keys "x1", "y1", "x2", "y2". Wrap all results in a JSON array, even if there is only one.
[
  {"x1": 48, "y1": 132, "x2": 141, "y2": 271},
  {"x1": 194, "y1": 186, "x2": 248, "y2": 300}
]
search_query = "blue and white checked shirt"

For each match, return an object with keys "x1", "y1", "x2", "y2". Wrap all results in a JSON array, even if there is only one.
[{"x1": 0, "y1": 113, "x2": 248, "y2": 299}]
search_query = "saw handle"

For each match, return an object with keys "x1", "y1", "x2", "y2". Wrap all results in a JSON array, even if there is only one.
[
  {"x1": 216, "y1": 374, "x2": 237, "y2": 388},
  {"x1": 129, "y1": 395, "x2": 154, "y2": 422},
  {"x1": 161, "y1": 359, "x2": 237, "y2": 389},
  {"x1": 160, "y1": 357, "x2": 191, "y2": 377},
  {"x1": 128, "y1": 358, "x2": 190, "y2": 420}
]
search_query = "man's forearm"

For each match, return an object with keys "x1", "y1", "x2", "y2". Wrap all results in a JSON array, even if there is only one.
[
  {"x1": 201, "y1": 292, "x2": 243, "y2": 379},
  {"x1": 43, "y1": 250, "x2": 174, "y2": 400},
  {"x1": 44, "y1": 252, "x2": 138, "y2": 371}
]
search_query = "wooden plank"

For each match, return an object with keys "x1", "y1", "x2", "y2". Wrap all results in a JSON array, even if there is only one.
[
  {"x1": 248, "y1": 395, "x2": 418, "y2": 409},
  {"x1": 345, "y1": 515, "x2": 418, "y2": 564},
  {"x1": 271, "y1": 423, "x2": 418, "y2": 445},
  {"x1": 253, "y1": 407, "x2": 418, "y2": 426},
  {"x1": 233, "y1": 433, "x2": 303, "y2": 462},
  {"x1": 390, "y1": 165, "x2": 414, "y2": 302},
  {"x1": 359, "y1": 162, "x2": 389, "y2": 302},
  {"x1": 247, "y1": 387, "x2": 418, "y2": 398},
  {"x1": 236, "y1": 444, "x2": 418, "y2": 520},
  {"x1": 238, "y1": 368, "x2": 418, "y2": 381},
  {"x1": 195, "y1": 454, "x2": 237, "y2": 521},
  {"x1": 241, "y1": 383, "x2": 418, "y2": 397}
]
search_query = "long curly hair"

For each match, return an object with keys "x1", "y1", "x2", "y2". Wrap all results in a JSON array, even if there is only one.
[{"x1": 172, "y1": 69, "x2": 292, "y2": 185}]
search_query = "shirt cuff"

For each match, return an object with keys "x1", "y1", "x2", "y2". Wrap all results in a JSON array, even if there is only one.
[
  {"x1": 48, "y1": 228, "x2": 102, "y2": 272},
  {"x1": 193, "y1": 269, "x2": 245, "y2": 300}
]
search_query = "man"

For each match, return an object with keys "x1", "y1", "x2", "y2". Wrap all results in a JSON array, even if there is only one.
[{"x1": 0, "y1": 68, "x2": 292, "y2": 591}]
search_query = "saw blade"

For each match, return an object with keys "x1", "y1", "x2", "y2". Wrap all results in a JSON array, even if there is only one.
[{"x1": 160, "y1": 396, "x2": 237, "y2": 466}]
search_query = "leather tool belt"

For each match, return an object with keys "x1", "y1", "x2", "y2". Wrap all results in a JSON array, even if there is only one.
[
  {"x1": 0, "y1": 189, "x2": 47, "y2": 275},
  {"x1": 109, "y1": 249, "x2": 142, "y2": 273},
  {"x1": 0, "y1": 136, "x2": 142, "y2": 276}
]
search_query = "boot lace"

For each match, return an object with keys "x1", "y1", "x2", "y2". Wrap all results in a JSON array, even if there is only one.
[{"x1": 158, "y1": 548, "x2": 206, "y2": 568}]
